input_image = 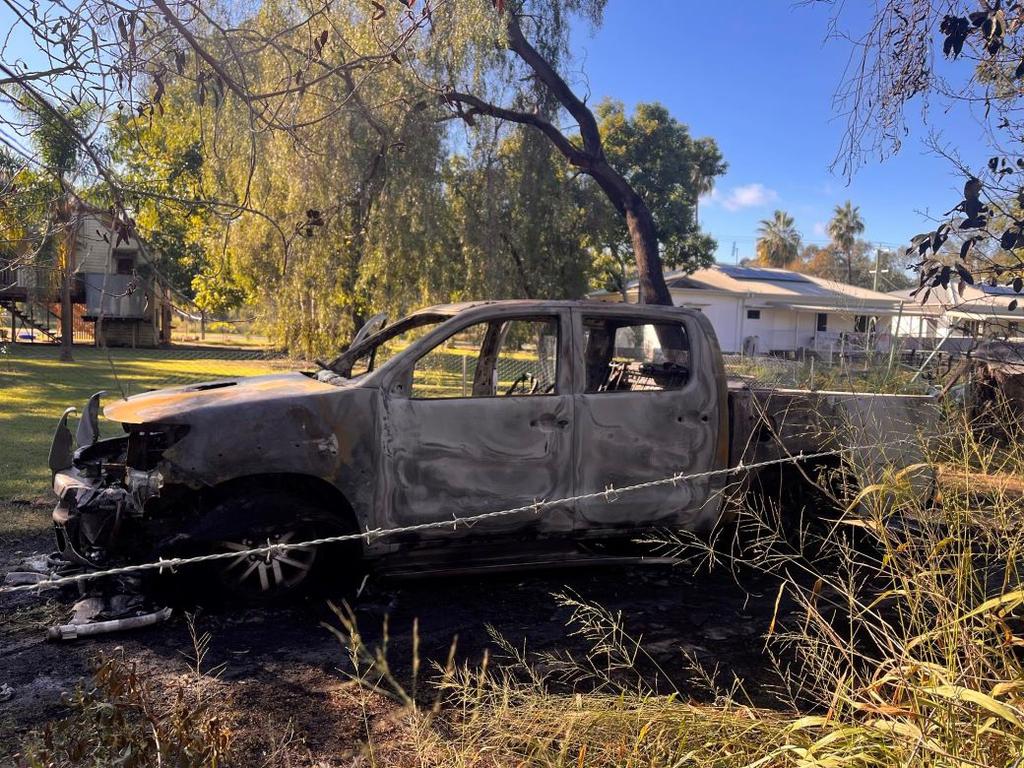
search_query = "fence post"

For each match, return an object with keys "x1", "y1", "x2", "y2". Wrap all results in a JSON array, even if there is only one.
[{"x1": 461, "y1": 354, "x2": 467, "y2": 397}]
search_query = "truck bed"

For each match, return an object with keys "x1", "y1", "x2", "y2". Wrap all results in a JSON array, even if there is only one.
[{"x1": 727, "y1": 379, "x2": 939, "y2": 493}]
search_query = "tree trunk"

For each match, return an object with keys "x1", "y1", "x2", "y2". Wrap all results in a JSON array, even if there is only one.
[
  {"x1": 59, "y1": 199, "x2": 74, "y2": 362},
  {"x1": 59, "y1": 253, "x2": 73, "y2": 361},
  {"x1": 624, "y1": 195, "x2": 672, "y2": 305},
  {"x1": 588, "y1": 163, "x2": 672, "y2": 306}
]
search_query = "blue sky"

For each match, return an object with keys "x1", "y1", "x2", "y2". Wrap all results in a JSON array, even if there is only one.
[{"x1": 571, "y1": 1, "x2": 989, "y2": 262}]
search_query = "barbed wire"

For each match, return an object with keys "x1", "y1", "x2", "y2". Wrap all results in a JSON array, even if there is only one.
[{"x1": 0, "y1": 441, "x2": 920, "y2": 597}]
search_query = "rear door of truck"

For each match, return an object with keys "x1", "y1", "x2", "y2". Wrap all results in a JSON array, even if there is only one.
[{"x1": 570, "y1": 306, "x2": 729, "y2": 533}]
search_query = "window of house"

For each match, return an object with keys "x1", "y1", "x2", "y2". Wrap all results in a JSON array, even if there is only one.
[
  {"x1": 746, "y1": 309, "x2": 761, "y2": 320},
  {"x1": 114, "y1": 252, "x2": 135, "y2": 275},
  {"x1": 411, "y1": 317, "x2": 559, "y2": 399},
  {"x1": 816, "y1": 313, "x2": 828, "y2": 332},
  {"x1": 582, "y1": 317, "x2": 689, "y2": 394}
]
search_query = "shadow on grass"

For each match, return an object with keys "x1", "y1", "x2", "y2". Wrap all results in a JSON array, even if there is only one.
[{"x1": 0, "y1": 502, "x2": 52, "y2": 544}]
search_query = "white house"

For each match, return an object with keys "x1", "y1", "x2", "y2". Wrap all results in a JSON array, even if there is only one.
[
  {"x1": 592, "y1": 264, "x2": 903, "y2": 355},
  {"x1": 890, "y1": 283, "x2": 1023, "y2": 346}
]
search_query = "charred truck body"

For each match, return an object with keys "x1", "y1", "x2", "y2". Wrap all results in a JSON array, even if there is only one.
[{"x1": 48, "y1": 301, "x2": 936, "y2": 595}]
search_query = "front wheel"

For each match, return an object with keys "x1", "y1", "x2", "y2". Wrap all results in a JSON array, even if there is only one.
[
  {"x1": 168, "y1": 489, "x2": 358, "y2": 601},
  {"x1": 217, "y1": 523, "x2": 321, "y2": 595}
]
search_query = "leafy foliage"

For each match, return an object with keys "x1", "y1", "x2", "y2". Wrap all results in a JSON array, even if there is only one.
[
  {"x1": 755, "y1": 210, "x2": 801, "y2": 268},
  {"x1": 586, "y1": 100, "x2": 725, "y2": 293}
]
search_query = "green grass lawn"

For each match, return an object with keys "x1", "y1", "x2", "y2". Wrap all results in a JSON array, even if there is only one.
[{"x1": 0, "y1": 343, "x2": 293, "y2": 506}]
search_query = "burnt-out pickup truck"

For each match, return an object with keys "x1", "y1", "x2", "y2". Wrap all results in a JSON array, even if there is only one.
[{"x1": 47, "y1": 300, "x2": 936, "y2": 595}]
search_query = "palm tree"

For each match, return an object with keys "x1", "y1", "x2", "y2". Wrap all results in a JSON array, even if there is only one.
[
  {"x1": 755, "y1": 210, "x2": 801, "y2": 267},
  {"x1": 826, "y1": 201, "x2": 865, "y2": 284}
]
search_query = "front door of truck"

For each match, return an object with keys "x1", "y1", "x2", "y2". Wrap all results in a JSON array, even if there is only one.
[
  {"x1": 381, "y1": 311, "x2": 575, "y2": 538},
  {"x1": 572, "y1": 309, "x2": 724, "y2": 531}
]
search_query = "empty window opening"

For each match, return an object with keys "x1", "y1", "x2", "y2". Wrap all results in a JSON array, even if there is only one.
[
  {"x1": 411, "y1": 317, "x2": 559, "y2": 399},
  {"x1": 582, "y1": 318, "x2": 690, "y2": 394}
]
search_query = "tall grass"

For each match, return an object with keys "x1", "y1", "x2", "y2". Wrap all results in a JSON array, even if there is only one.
[{"x1": 376, "y1": 404, "x2": 1024, "y2": 767}]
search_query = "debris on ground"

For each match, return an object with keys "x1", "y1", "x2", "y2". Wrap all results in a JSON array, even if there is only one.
[
  {"x1": 47, "y1": 593, "x2": 173, "y2": 641},
  {"x1": 2, "y1": 552, "x2": 65, "y2": 587},
  {"x1": 3, "y1": 571, "x2": 47, "y2": 586},
  {"x1": 0, "y1": 683, "x2": 13, "y2": 703}
]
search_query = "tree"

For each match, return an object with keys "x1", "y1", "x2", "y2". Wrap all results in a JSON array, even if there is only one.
[
  {"x1": 17, "y1": 97, "x2": 94, "y2": 361},
  {"x1": 824, "y1": 3, "x2": 1024, "y2": 301},
  {"x1": 755, "y1": 210, "x2": 801, "y2": 268},
  {"x1": 826, "y1": 201, "x2": 866, "y2": 284},
  {"x1": 445, "y1": 127, "x2": 592, "y2": 302},
  {"x1": 586, "y1": 100, "x2": 725, "y2": 296},
  {"x1": 434, "y1": 2, "x2": 680, "y2": 306}
]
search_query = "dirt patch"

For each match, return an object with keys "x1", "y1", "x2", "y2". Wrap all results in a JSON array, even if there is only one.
[{"x1": 0, "y1": 530, "x2": 811, "y2": 764}]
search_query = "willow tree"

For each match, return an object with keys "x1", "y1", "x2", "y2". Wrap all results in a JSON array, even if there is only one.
[
  {"x1": 107, "y1": 1, "x2": 454, "y2": 358},
  {"x1": 443, "y1": 125, "x2": 592, "y2": 301}
]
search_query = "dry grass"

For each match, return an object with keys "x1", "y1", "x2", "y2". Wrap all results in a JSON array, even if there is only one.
[
  {"x1": 363, "y1": 404, "x2": 1024, "y2": 767},
  {"x1": 9, "y1": 400, "x2": 1024, "y2": 766}
]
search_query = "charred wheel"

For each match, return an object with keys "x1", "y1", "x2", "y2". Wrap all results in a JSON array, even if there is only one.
[
  {"x1": 171, "y1": 487, "x2": 357, "y2": 600},
  {"x1": 218, "y1": 524, "x2": 320, "y2": 594}
]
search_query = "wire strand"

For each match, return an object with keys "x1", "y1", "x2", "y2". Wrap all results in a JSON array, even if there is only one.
[{"x1": 0, "y1": 441, "x2": 918, "y2": 596}]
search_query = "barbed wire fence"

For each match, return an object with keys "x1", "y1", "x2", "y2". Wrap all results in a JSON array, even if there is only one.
[{"x1": 0, "y1": 441, "x2": 918, "y2": 598}]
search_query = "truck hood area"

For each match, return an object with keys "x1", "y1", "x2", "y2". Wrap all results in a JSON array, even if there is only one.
[{"x1": 103, "y1": 372, "x2": 341, "y2": 424}]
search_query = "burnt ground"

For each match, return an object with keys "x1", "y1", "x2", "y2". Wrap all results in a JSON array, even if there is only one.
[{"x1": 0, "y1": 510, "x2": 818, "y2": 765}]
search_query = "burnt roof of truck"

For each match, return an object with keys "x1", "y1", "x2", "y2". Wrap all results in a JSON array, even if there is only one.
[{"x1": 408, "y1": 299, "x2": 687, "y2": 316}]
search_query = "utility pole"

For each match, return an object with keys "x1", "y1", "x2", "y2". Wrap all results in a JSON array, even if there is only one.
[
  {"x1": 731, "y1": 241, "x2": 738, "y2": 264},
  {"x1": 873, "y1": 247, "x2": 882, "y2": 292}
]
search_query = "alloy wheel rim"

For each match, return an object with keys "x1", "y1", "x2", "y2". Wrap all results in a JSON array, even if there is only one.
[{"x1": 219, "y1": 530, "x2": 317, "y2": 592}]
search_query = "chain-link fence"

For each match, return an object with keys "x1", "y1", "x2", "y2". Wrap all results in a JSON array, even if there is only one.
[{"x1": 721, "y1": 351, "x2": 933, "y2": 394}]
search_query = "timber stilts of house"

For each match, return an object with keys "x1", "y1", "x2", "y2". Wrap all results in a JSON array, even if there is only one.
[{"x1": 0, "y1": 203, "x2": 172, "y2": 348}]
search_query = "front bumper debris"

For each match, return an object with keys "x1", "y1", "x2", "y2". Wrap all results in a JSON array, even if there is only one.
[
  {"x1": 49, "y1": 392, "x2": 175, "y2": 569},
  {"x1": 47, "y1": 595, "x2": 173, "y2": 641}
]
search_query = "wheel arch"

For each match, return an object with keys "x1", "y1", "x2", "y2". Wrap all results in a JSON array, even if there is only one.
[{"x1": 201, "y1": 472, "x2": 361, "y2": 534}]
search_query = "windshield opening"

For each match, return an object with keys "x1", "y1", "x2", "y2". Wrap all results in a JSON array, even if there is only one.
[{"x1": 338, "y1": 314, "x2": 448, "y2": 377}]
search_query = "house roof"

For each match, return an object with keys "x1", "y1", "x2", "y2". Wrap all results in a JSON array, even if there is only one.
[
  {"x1": 889, "y1": 284, "x2": 1023, "y2": 322},
  {"x1": 596, "y1": 263, "x2": 902, "y2": 314}
]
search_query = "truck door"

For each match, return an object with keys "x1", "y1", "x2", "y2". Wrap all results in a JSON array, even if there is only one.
[
  {"x1": 381, "y1": 311, "x2": 575, "y2": 537},
  {"x1": 572, "y1": 309, "x2": 725, "y2": 532}
]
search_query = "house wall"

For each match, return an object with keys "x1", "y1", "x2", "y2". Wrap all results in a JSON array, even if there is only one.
[
  {"x1": 673, "y1": 293, "x2": 742, "y2": 352},
  {"x1": 73, "y1": 213, "x2": 144, "y2": 274},
  {"x1": 668, "y1": 288, "x2": 862, "y2": 354}
]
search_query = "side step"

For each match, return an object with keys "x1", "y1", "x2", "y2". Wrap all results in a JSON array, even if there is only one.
[{"x1": 379, "y1": 553, "x2": 681, "y2": 580}]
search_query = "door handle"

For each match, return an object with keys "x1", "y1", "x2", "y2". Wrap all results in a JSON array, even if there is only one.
[{"x1": 531, "y1": 414, "x2": 570, "y2": 429}]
